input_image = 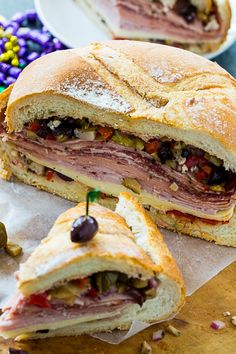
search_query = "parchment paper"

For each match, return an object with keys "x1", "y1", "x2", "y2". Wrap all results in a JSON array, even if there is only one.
[{"x1": 0, "y1": 179, "x2": 236, "y2": 343}]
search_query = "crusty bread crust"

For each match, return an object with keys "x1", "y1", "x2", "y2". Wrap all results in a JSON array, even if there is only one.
[{"x1": 5, "y1": 41, "x2": 236, "y2": 171}]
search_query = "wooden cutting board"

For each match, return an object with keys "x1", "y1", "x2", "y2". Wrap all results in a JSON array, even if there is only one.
[{"x1": 1, "y1": 261, "x2": 235, "y2": 354}]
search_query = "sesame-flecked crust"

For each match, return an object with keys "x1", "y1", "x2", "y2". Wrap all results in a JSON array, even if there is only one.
[
  {"x1": 5, "y1": 41, "x2": 236, "y2": 171},
  {"x1": 18, "y1": 193, "x2": 184, "y2": 297}
]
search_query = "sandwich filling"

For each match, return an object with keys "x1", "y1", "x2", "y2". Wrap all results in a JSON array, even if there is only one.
[
  {"x1": 82, "y1": 0, "x2": 226, "y2": 45},
  {"x1": 2, "y1": 117, "x2": 236, "y2": 223},
  {"x1": 0, "y1": 272, "x2": 159, "y2": 334}
]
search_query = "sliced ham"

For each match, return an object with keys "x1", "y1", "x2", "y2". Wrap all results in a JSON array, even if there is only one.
[
  {"x1": 91, "y1": 0, "x2": 225, "y2": 42},
  {"x1": 0, "y1": 293, "x2": 132, "y2": 332},
  {"x1": 5, "y1": 133, "x2": 236, "y2": 216}
]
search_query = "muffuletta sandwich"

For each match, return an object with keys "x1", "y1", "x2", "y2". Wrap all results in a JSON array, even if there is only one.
[
  {"x1": 0, "y1": 192, "x2": 185, "y2": 340},
  {"x1": 77, "y1": 0, "x2": 231, "y2": 54},
  {"x1": 0, "y1": 40, "x2": 236, "y2": 247}
]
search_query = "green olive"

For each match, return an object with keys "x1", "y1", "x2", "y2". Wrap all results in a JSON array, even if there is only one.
[
  {"x1": 96, "y1": 272, "x2": 119, "y2": 293},
  {"x1": 117, "y1": 283, "x2": 127, "y2": 294},
  {"x1": 131, "y1": 278, "x2": 149, "y2": 289},
  {"x1": 122, "y1": 178, "x2": 141, "y2": 194},
  {"x1": 5, "y1": 242, "x2": 22, "y2": 257},
  {"x1": 95, "y1": 273, "x2": 103, "y2": 293},
  {"x1": 118, "y1": 273, "x2": 129, "y2": 283},
  {"x1": 0, "y1": 222, "x2": 7, "y2": 248},
  {"x1": 145, "y1": 287, "x2": 157, "y2": 299},
  {"x1": 135, "y1": 137, "x2": 145, "y2": 150},
  {"x1": 112, "y1": 131, "x2": 135, "y2": 148}
]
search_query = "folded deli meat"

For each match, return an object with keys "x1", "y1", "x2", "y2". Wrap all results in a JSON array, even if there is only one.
[
  {"x1": 0, "y1": 193, "x2": 185, "y2": 339},
  {"x1": 77, "y1": 0, "x2": 231, "y2": 53},
  {"x1": 1, "y1": 41, "x2": 236, "y2": 246}
]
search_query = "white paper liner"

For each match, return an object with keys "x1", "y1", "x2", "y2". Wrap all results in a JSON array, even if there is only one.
[{"x1": 0, "y1": 179, "x2": 236, "y2": 343}]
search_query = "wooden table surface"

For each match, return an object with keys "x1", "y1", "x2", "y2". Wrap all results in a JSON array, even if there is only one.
[{"x1": 1, "y1": 261, "x2": 235, "y2": 354}]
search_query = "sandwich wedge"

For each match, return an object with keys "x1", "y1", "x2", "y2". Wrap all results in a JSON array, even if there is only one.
[
  {"x1": 0, "y1": 40, "x2": 236, "y2": 246},
  {"x1": 77, "y1": 0, "x2": 231, "y2": 54},
  {"x1": 0, "y1": 192, "x2": 185, "y2": 340}
]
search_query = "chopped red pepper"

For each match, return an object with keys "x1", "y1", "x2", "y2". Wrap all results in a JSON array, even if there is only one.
[
  {"x1": 195, "y1": 169, "x2": 207, "y2": 182},
  {"x1": 28, "y1": 122, "x2": 41, "y2": 132},
  {"x1": 202, "y1": 165, "x2": 212, "y2": 175},
  {"x1": 46, "y1": 134, "x2": 56, "y2": 141},
  {"x1": 185, "y1": 156, "x2": 207, "y2": 169},
  {"x1": 145, "y1": 139, "x2": 161, "y2": 154},
  {"x1": 98, "y1": 126, "x2": 114, "y2": 140},
  {"x1": 87, "y1": 288, "x2": 98, "y2": 298},
  {"x1": 46, "y1": 170, "x2": 54, "y2": 181},
  {"x1": 28, "y1": 293, "x2": 51, "y2": 308}
]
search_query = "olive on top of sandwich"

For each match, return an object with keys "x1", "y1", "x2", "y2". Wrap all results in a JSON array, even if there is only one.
[
  {"x1": 0, "y1": 40, "x2": 236, "y2": 246},
  {"x1": 0, "y1": 192, "x2": 185, "y2": 340},
  {"x1": 77, "y1": 0, "x2": 231, "y2": 54}
]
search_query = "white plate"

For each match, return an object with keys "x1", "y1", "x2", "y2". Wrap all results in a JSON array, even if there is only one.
[{"x1": 35, "y1": 0, "x2": 236, "y2": 59}]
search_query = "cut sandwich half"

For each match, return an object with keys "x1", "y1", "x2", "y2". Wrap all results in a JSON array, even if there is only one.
[
  {"x1": 76, "y1": 0, "x2": 231, "y2": 54},
  {"x1": 0, "y1": 40, "x2": 236, "y2": 246},
  {"x1": 0, "y1": 192, "x2": 185, "y2": 340}
]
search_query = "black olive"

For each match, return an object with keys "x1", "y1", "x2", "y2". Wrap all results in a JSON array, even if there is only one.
[
  {"x1": 64, "y1": 126, "x2": 75, "y2": 138},
  {"x1": 181, "y1": 148, "x2": 190, "y2": 158},
  {"x1": 208, "y1": 167, "x2": 228, "y2": 185},
  {"x1": 36, "y1": 126, "x2": 49, "y2": 138},
  {"x1": 67, "y1": 118, "x2": 77, "y2": 126},
  {"x1": 158, "y1": 142, "x2": 173, "y2": 163},
  {"x1": 71, "y1": 215, "x2": 98, "y2": 243},
  {"x1": 56, "y1": 172, "x2": 74, "y2": 182},
  {"x1": 174, "y1": 0, "x2": 196, "y2": 23},
  {"x1": 182, "y1": 5, "x2": 196, "y2": 23}
]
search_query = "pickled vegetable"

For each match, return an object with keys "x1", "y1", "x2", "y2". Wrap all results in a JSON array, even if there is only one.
[
  {"x1": 112, "y1": 131, "x2": 135, "y2": 148},
  {"x1": 131, "y1": 278, "x2": 149, "y2": 289},
  {"x1": 134, "y1": 137, "x2": 145, "y2": 150},
  {"x1": 122, "y1": 178, "x2": 141, "y2": 194},
  {"x1": 5, "y1": 242, "x2": 22, "y2": 257},
  {"x1": 48, "y1": 286, "x2": 75, "y2": 306},
  {"x1": 145, "y1": 287, "x2": 157, "y2": 299},
  {"x1": 96, "y1": 272, "x2": 119, "y2": 293},
  {"x1": 0, "y1": 222, "x2": 7, "y2": 248}
]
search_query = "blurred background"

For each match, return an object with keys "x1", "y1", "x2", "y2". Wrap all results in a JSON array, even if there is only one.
[{"x1": 0, "y1": 0, "x2": 235, "y2": 91}]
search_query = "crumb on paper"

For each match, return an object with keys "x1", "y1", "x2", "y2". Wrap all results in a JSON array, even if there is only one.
[
  {"x1": 169, "y1": 182, "x2": 179, "y2": 192},
  {"x1": 210, "y1": 320, "x2": 225, "y2": 330},
  {"x1": 166, "y1": 325, "x2": 181, "y2": 336},
  {"x1": 140, "y1": 341, "x2": 152, "y2": 354},
  {"x1": 152, "y1": 329, "x2": 165, "y2": 341},
  {"x1": 231, "y1": 316, "x2": 236, "y2": 326},
  {"x1": 223, "y1": 311, "x2": 231, "y2": 317}
]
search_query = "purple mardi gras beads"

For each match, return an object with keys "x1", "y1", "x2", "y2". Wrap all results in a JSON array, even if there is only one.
[{"x1": 0, "y1": 10, "x2": 66, "y2": 91}]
